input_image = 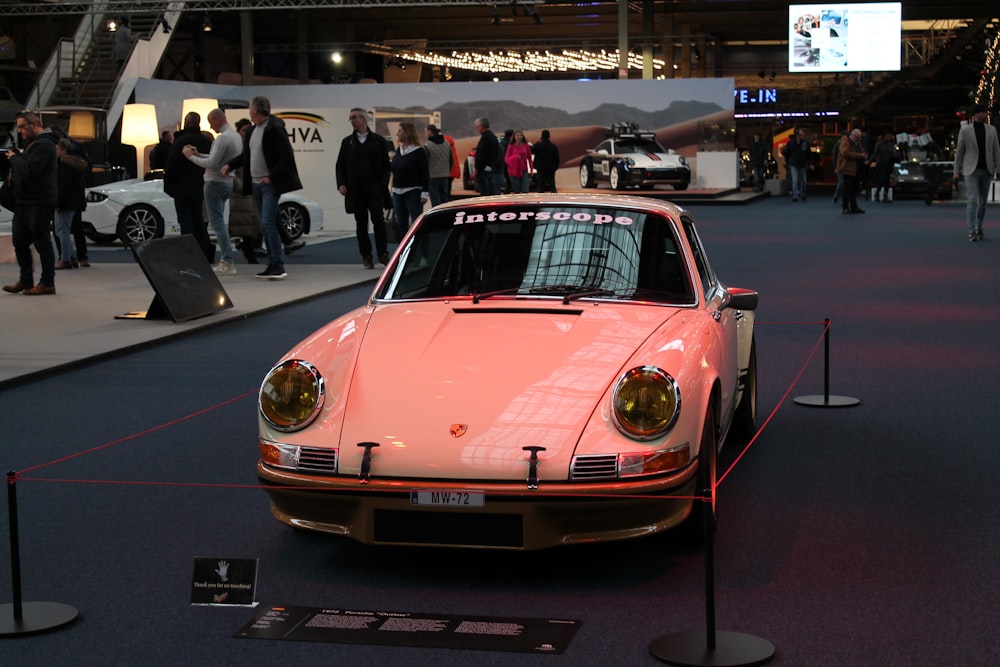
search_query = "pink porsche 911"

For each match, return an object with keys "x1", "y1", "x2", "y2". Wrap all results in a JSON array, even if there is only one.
[{"x1": 256, "y1": 194, "x2": 758, "y2": 550}]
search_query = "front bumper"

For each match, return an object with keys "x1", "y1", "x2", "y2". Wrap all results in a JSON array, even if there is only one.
[{"x1": 258, "y1": 461, "x2": 699, "y2": 550}]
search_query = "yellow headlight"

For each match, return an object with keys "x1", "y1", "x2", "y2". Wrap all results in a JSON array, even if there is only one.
[
  {"x1": 259, "y1": 360, "x2": 325, "y2": 431},
  {"x1": 612, "y1": 366, "x2": 680, "y2": 440}
]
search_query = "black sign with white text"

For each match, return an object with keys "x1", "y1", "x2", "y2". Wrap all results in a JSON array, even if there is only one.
[{"x1": 235, "y1": 605, "x2": 580, "y2": 654}]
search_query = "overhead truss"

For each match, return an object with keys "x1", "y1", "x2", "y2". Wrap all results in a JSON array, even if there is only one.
[{"x1": 0, "y1": 0, "x2": 542, "y2": 18}]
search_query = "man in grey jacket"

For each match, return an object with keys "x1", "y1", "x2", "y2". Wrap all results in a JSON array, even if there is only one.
[{"x1": 954, "y1": 103, "x2": 1000, "y2": 242}]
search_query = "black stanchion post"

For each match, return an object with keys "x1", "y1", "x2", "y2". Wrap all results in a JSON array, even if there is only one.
[
  {"x1": 794, "y1": 318, "x2": 860, "y2": 408},
  {"x1": 1, "y1": 470, "x2": 79, "y2": 637},
  {"x1": 649, "y1": 474, "x2": 775, "y2": 666}
]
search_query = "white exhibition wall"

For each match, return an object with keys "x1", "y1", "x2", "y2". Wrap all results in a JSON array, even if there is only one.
[{"x1": 135, "y1": 78, "x2": 736, "y2": 233}]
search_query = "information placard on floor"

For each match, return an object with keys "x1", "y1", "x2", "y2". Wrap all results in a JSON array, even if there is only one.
[{"x1": 235, "y1": 604, "x2": 580, "y2": 654}]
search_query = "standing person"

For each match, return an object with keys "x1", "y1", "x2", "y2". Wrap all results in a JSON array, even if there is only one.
[
  {"x1": 831, "y1": 129, "x2": 847, "y2": 204},
  {"x1": 335, "y1": 107, "x2": 391, "y2": 269},
  {"x1": 50, "y1": 125, "x2": 92, "y2": 267},
  {"x1": 748, "y1": 133, "x2": 767, "y2": 193},
  {"x1": 229, "y1": 119, "x2": 261, "y2": 265},
  {"x1": 3, "y1": 111, "x2": 58, "y2": 295},
  {"x1": 223, "y1": 96, "x2": 302, "y2": 279},
  {"x1": 532, "y1": 129, "x2": 560, "y2": 193},
  {"x1": 953, "y1": 103, "x2": 1000, "y2": 242},
  {"x1": 53, "y1": 138, "x2": 88, "y2": 271},
  {"x1": 871, "y1": 133, "x2": 898, "y2": 203},
  {"x1": 183, "y1": 108, "x2": 243, "y2": 275},
  {"x1": 114, "y1": 17, "x2": 133, "y2": 71},
  {"x1": 504, "y1": 129, "x2": 534, "y2": 194},
  {"x1": 444, "y1": 131, "x2": 460, "y2": 198},
  {"x1": 472, "y1": 117, "x2": 501, "y2": 196},
  {"x1": 148, "y1": 129, "x2": 173, "y2": 171},
  {"x1": 390, "y1": 122, "x2": 429, "y2": 240},
  {"x1": 837, "y1": 128, "x2": 867, "y2": 215},
  {"x1": 424, "y1": 124, "x2": 452, "y2": 206},
  {"x1": 783, "y1": 127, "x2": 811, "y2": 201},
  {"x1": 164, "y1": 111, "x2": 213, "y2": 261}
]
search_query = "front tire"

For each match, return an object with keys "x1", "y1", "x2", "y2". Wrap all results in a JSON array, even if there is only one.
[
  {"x1": 279, "y1": 202, "x2": 307, "y2": 241},
  {"x1": 680, "y1": 405, "x2": 718, "y2": 543},
  {"x1": 610, "y1": 164, "x2": 627, "y2": 190},
  {"x1": 579, "y1": 161, "x2": 596, "y2": 188},
  {"x1": 117, "y1": 205, "x2": 164, "y2": 247}
]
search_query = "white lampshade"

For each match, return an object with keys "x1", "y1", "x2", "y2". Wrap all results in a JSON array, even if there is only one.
[
  {"x1": 121, "y1": 103, "x2": 159, "y2": 148},
  {"x1": 181, "y1": 97, "x2": 219, "y2": 135}
]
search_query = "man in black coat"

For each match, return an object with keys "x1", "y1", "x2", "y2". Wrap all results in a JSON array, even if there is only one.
[
  {"x1": 3, "y1": 111, "x2": 59, "y2": 295},
  {"x1": 531, "y1": 129, "x2": 561, "y2": 193},
  {"x1": 473, "y1": 117, "x2": 501, "y2": 195},
  {"x1": 164, "y1": 111, "x2": 213, "y2": 261},
  {"x1": 335, "y1": 107, "x2": 391, "y2": 268},
  {"x1": 223, "y1": 96, "x2": 302, "y2": 279}
]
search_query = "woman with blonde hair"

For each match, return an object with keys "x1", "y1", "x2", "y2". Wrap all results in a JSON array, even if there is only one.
[{"x1": 390, "y1": 121, "x2": 429, "y2": 240}]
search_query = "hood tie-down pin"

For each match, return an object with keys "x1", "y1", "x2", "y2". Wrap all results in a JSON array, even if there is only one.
[
  {"x1": 358, "y1": 442, "x2": 380, "y2": 484},
  {"x1": 522, "y1": 446, "x2": 546, "y2": 489}
]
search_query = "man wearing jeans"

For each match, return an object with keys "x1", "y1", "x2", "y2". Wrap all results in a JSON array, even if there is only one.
[
  {"x1": 183, "y1": 108, "x2": 242, "y2": 274},
  {"x1": 954, "y1": 103, "x2": 1000, "y2": 242},
  {"x1": 224, "y1": 96, "x2": 302, "y2": 279}
]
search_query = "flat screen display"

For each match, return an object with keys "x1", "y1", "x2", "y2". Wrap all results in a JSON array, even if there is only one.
[{"x1": 788, "y1": 3, "x2": 901, "y2": 72}]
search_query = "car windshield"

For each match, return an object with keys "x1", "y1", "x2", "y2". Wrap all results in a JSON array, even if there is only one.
[
  {"x1": 618, "y1": 138, "x2": 666, "y2": 153},
  {"x1": 376, "y1": 204, "x2": 695, "y2": 304}
]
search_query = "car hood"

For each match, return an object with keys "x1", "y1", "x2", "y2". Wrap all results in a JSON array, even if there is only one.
[{"x1": 330, "y1": 301, "x2": 682, "y2": 481}]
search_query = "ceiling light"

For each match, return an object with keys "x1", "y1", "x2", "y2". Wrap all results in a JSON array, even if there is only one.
[{"x1": 202, "y1": 15, "x2": 213, "y2": 32}]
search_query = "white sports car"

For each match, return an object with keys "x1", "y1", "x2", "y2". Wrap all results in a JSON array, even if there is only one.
[
  {"x1": 83, "y1": 177, "x2": 323, "y2": 246},
  {"x1": 255, "y1": 193, "x2": 757, "y2": 550},
  {"x1": 579, "y1": 123, "x2": 691, "y2": 191}
]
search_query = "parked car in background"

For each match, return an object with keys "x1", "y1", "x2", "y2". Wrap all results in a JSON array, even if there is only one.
[
  {"x1": 579, "y1": 123, "x2": 691, "y2": 191},
  {"x1": 890, "y1": 160, "x2": 954, "y2": 202},
  {"x1": 83, "y1": 176, "x2": 323, "y2": 246},
  {"x1": 255, "y1": 193, "x2": 758, "y2": 550}
]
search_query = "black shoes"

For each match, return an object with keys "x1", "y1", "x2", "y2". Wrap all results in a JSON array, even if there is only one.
[
  {"x1": 378, "y1": 252, "x2": 390, "y2": 266},
  {"x1": 362, "y1": 256, "x2": 374, "y2": 269},
  {"x1": 255, "y1": 265, "x2": 287, "y2": 280}
]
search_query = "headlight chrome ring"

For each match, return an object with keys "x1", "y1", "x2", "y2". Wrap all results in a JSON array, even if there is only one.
[
  {"x1": 259, "y1": 360, "x2": 325, "y2": 432},
  {"x1": 612, "y1": 366, "x2": 681, "y2": 441}
]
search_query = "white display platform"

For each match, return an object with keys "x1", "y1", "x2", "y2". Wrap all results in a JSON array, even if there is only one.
[{"x1": 694, "y1": 151, "x2": 738, "y2": 189}]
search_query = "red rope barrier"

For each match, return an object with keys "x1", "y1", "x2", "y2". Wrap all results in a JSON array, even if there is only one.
[{"x1": 14, "y1": 321, "x2": 834, "y2": 501}]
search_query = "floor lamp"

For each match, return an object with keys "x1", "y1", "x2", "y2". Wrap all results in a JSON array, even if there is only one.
[{"x1": 121, "y1": 103, "x2": 159, "y2": 179}]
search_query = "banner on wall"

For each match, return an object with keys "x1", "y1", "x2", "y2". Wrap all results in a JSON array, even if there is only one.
[{"x1": 136, "y1": 79, "x2": 736, "y2": 232}]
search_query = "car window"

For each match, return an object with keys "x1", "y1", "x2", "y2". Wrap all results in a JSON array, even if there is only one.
[
  {"x1": 377, "y1": 205, "x2": 695, "y2": 304},
  {"x1": 679, "y1": 216, "x2": 715, "y2": 297},
  {"x1": 596, "y1": 140, "x2": 612, "y2": 153}
]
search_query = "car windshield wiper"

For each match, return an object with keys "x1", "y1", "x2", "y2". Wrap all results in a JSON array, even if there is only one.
[
  {"x1": 471, "y1": 287, "x2": 523, "y2": 304},
  {"x1": 527, "y1": 284, "x2": 618, "y2": 304}
]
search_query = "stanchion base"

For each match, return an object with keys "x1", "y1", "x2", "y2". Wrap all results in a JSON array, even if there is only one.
[
  {"x1": 0, "y1": 601, "x2": 79, "y2": 636},
  {"x1": 650, "y1": 630, "x2": 775, "y2": 666},
  {"x1": 793, "y1": 394, "x2": 860, "y2": 408}
]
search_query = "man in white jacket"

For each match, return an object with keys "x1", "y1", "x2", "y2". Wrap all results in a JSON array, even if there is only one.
[{"x1": 953, "y1": 103, "x2": 1000, "y2": 242}]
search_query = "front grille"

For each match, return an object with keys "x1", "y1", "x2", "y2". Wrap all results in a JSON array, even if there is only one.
[
  {"x1": 570, "y1": 454, "x2": 618, "y2": 480},
  {"x1": 374, "y1": 510, "x2": 523, "y2": 548},
  {"x1": 296, "y1": 446, "x2": 337, "y2": 473}
]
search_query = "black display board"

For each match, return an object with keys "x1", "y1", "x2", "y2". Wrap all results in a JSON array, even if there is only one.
[
  {"x1": 190, "y1": 557, "x2": 259, "y2": 606},
  {"x1": 117, "y1": 235, "x2": 233, "y2": 322},
  {"x1": 236, "y1": 605, "x2": 580, "y2": 654}
]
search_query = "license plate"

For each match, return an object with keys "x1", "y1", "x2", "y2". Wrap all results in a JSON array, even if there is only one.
[{"x1": 410, "y1": 490, "x2": 485, "y2": 507}]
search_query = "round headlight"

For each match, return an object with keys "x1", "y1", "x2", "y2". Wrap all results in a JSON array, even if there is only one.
[
  {"x1": 259, "y1": 360, "x2": 325, "y2": 431},
  {"x1": 612, "y1": 366, "x2": 680, "y2": 440}
]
